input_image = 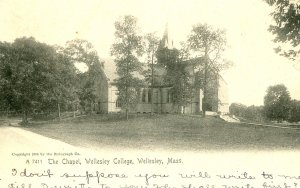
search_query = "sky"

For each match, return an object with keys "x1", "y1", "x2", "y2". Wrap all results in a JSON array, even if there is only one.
[{"x1": 0, "y1": 0, "x2": 299, "y2": 106}]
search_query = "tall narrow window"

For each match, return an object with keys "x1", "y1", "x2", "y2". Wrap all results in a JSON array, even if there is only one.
[
  {"x1": 116, "y1": 98, "x2": 122, "y2": 108},
  {"x1": 153, "y1": 91, "x2": 157, "y2": 104},
  {"x1": 148, "y1": 89, "x2": 152, "y2": 103},
  {"x1": 142, "y1": 89, "x2": 146, "y2": 103},
  {"x1": 167, "y1": 89, "x2": 172, "y2": 103}
]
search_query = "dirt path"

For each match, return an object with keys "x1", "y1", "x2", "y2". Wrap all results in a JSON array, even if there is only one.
[{"x1": 0, "y1": 126, "x2": 78, "y2": 154}]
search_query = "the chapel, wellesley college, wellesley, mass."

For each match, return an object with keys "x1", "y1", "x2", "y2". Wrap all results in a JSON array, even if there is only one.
[{"x1": 90, "y1": 27, "x2": 229, "y2": 115}]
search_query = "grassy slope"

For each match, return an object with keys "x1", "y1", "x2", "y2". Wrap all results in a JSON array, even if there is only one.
[{"x1": 23, "y1": 114, "x2": 300, "y2": 151}]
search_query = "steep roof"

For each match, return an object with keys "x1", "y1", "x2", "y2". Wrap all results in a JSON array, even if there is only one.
[{"x1": 102, "y1": 58, "x2": 118, "y2": 83}]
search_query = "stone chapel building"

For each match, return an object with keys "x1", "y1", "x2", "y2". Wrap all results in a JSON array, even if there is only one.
[{"x1": 96, "y1": 26, "x2": 229, "y2": 114}]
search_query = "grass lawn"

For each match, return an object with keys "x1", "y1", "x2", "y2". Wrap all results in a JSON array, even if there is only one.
[{"x1": 22, "y1": 114, "x2": 300, "y2": 151}]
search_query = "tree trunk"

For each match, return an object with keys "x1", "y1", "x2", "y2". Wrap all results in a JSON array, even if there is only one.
[
  {"x1": 160, "y1": 88, "x2": 163, "y2": 113},
  {"x1": 126, "y1": 108, "x2": 129, "y2": 120},
  {"x1": 90, "y1": 101, "x2": 93, "y2": 114},
  {"x1": 125, "y1": 53, "x2": 130, "y2": 121},
  {"x1": 125, "y1": 83, "x2": 129, "y2": 120},
  {"x1": 151, "y1": 48, "x2": 154, "y2": 116},
  {"x1": 22, "y1": 109, "x2": 28, "y2": 125},
  {"x1": 6, "y1": 106, "x2": 9, "y2": 118},
  {"x1": 73, "y1": 103, "x2": 76, "y2": 118},
  {"x1": 57, "y1": 102, "x2": 61, "y2": 120},
  {"x1": 202, "y1": 46, "x2": 208, "y2": 117}
]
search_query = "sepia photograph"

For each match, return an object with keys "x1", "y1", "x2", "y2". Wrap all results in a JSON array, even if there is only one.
[{"x1": 1, "y1": 0, "x2": 300, "y2": 187}]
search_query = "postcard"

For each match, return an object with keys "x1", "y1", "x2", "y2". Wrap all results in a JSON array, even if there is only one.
[{"x1": 1, "y1": 0, "x2": 300, "y2": 187}]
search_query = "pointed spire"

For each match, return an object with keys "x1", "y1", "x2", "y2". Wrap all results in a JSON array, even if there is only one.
[
  {"x1": 163, "y1": 23, "x2": 169, "y2": 47},
  {"x1": 162, "y1": 22, "x2": 173, "y2": 49}
]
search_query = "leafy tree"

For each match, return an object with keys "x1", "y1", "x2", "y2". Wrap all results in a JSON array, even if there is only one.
[
  {"x1": 63, "y1": 39, "x2": 104, "y2": 114},
  {"x1": 143, "y1": 33, "x2": 160, "y2": 84},
  {"x1": 0, "y1": 37, "x2": 62, "y2": 123},
  {"x1": 244, "y1": 105, "x2": 265, "y2": 122},
  {"x1": 15, "y1": 37, "x2": 61, "y2": 123},
  {"x1": 63, "y1": 39, "x2": 103, "y2": 68},
  {"x1": 0, "y1": 42, "x2": 14, "y2": 113},
  {"x1": 143, "y1": 32, "x2": 160, "y2": 115},
  {"x1": 229, "y1": 103, "x2": 248, "y2": 117},
  {"x1": 111, "y1": 15, "x2": 144, "y2": 119},
  {"x1": 187, "y1": 23, "x2": 229, "y2": 116},
  {"x1": 289, "y1": 99, "x2": 300, "y2": 122},
  {"x1": 156, "y1": 43, "x2": 194, "y2": 113},
  {"x1": 264, "y1": 84, "x2": 291, "y2": 122},
  {"x1": 0, "y1": 37, "x2": 79, "y2": 123},
  {"x1": 265, "y1": 0, "x2": 300, "y2": 62},
  {"x1": 45, "y1": 51, "x2": 78, "y2": 119},
  {"x1": 230, "y1": 103, "x2": 265, "y2": 122},
  {"x1": 169, "y1": 61, "x2": 194, "y2": 113}
]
